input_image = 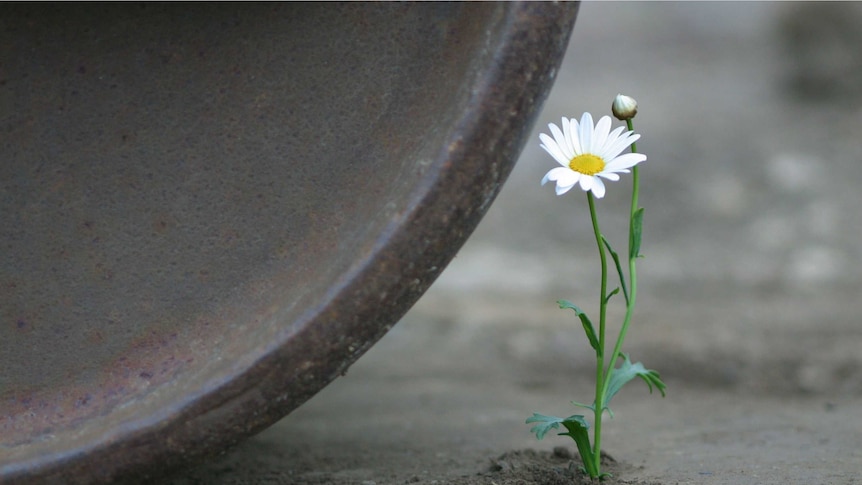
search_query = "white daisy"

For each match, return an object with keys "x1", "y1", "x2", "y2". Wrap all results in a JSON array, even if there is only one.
[{"x1": 539, "y1": 112, "x2": 646, "y2": 198}]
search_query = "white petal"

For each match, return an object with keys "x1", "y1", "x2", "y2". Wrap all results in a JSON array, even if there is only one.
[
  {"x1": 598, "y1": 131, "x2": 632, "y2": 159},
  {"x1": 562, "y1": 117, "x2": 576, "y2": 156},
  {"x1": 603, "y1": 131, "x2": 641, "y2": 160},
  {"x1": 555, "y1": 183, "x2": 576, "y2": 195},
  {"x1": 568, "y1": 115, "x2": 580, "y2": 134},
  {"x1": 591, "y1": 177, "x2": 606, "y2": 198},
  {"x1": 608, "y1": 125, "x2": 626, "y2": 140},
  {"x1": 549, "y1": 122, "x2": 572, "y2": 159},
  {"x1": 544, "y1": 166, "x2": 579, "y2": 187},
  {"x1": 598, "y1": 126, "x2": 626, "y2": 155},
  {"x1": 566, "y1": 117, "x2": 582, "y2": 155},
  {"x1": 539, "y1": 133, "x2": 570, "y2": 166},
  {"x1": 579, "y1": 112, "x2": 594, "y2": 154},
  {"x1": 605, "y1": 153, "x2": 646, "y2": 172},
  {"x1": 579, "y1": 173, "x2": 594, "y2": 192},
  {"x1": 592, "y1": 116, "x2": 612, "y2": 155},
  {"x1": 597, "y1": 172, "x2": 620, "y2": 181},
  {"x1": 601, "y1": 131, "x2": 640, "y2": 161}
]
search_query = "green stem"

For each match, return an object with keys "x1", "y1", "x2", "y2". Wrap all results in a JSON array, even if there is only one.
[
  {"x1": 586, "y1": 192, "x2": 607, "y2": 477},
  {"x1": 600, "y1": 118, "x2": 641, "y2": 420},
  {"x1": 603, "y1": 262, "x2": 637, "y2": 394},
  {"x1": 626, "y1": 119, "x2": 640, "y2": 222}
]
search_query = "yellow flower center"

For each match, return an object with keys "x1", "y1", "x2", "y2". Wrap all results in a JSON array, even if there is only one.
[{"x1": 568, "y1": 154, "x2": 605, "y2": 175}]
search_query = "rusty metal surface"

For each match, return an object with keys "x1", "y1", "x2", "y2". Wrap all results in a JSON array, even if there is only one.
[{"x1": 0, "y1": 3, "x2": 579, "y2": 483}]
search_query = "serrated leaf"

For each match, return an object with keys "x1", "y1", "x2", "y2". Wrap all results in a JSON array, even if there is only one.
[
  {"x1": 629, "y1": 207, "x2": 645, "y2": 260},
  {"x1": 601, "y1": 235, "x2": 629, "y2": 304},
  {"x1": 601, "y1": 353, "x2": 667, "y2": 412},
  {"x1": 526, "y1": 413, "x2": 584, "y2": 440},
  {"x1": 557, "y1": 300, "x2": 599, "y2": 352},
  {"x1": 525, "y1": 413, "x2": 560, "y2": 440}
]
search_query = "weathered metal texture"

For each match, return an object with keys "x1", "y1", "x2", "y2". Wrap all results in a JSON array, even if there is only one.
[{"x1": 0, "y1": 3, "x2": 579, "y2": 483}]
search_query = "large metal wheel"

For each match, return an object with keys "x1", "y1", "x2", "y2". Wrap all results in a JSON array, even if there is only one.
[{"x1": 0, "y1": 3, "x2": 579, "y2": 482}]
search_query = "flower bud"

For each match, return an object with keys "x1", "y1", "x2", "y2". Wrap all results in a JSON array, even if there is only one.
[{"x1": 612, "y1": 94, "x2": 638, "y2": 120}]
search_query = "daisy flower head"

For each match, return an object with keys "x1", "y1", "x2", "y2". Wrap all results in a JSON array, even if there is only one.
[{"x1": 539, "y1": 113, "x2": 646, "y2": 198}]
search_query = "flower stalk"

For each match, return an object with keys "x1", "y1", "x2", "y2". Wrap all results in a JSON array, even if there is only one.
[{"x1": 587, "y1": 191, "x2": 608, "y2": 472}]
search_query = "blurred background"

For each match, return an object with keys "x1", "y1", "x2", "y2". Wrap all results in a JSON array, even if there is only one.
[
  {"x1": 172, "y1": 3, "x2": 862, "y2": 483},
  {"x1": 417, "y1": 1, "x2": 862, "y2": 396}
]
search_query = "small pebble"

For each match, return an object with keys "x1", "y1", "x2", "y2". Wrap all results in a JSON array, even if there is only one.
[{"x1": 552, "y1": 446, "x2": 572, "y2": 459}]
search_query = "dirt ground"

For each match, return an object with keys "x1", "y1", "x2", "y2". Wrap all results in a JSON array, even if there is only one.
[{"x1": 167, "y1": 3, "x2": 862, "y2": 484}]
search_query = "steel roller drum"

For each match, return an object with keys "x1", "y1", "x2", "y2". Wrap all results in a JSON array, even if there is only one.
[{"x1": 0, "y1": 3, "x2": 579, "y2": 483}]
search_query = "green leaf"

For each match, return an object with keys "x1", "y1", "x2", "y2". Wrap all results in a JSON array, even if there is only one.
[
  {"x1": 601, "y1": 235, "x2": 629, "y2": 304},
  {"x1": 559, "y1": 417, "x2": 598, "y2": 478},
  {"x1": 570, "y1": 400, "x2": 595, "y2": 412},
  {"x1": 526, "y1": 413, "x2": 597, "y2": 478},
  {"x1": 601, "y1": 353, "x2": 667, "y2": 412},
  {"x1": 604, "y1": 287, "x2": 620, "y2": 305},
  {"x1": 557, "y1": 300, "x2": 599, "y2": 352},
  {"x1": 526, "y1": 413, "x2": 586, "y2": 440},
  {"x1": 629, "y1": 207, "x2": 645, "y2": 260}
]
